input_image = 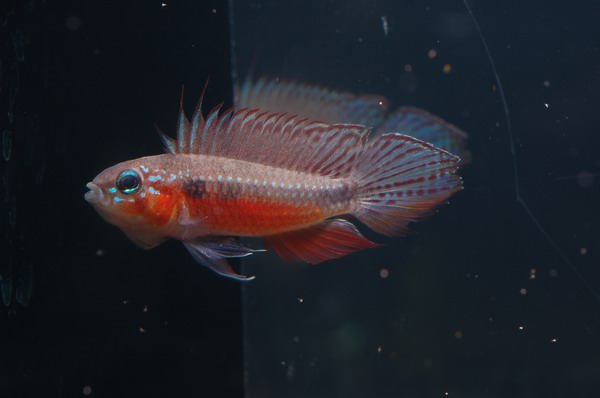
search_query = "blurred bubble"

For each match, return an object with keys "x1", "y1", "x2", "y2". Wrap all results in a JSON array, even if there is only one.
[
  {"x1": 580, "y1": 247, "x2": 588, "y2": 255},
  {"x1": 66, "y1": 16, "x2": 82, "y2": 31},
  {"x1": 427, "y1": 48, "x2": 438, "y2": 59},
  {"x1": 379, "y1": 268, "x2": 389, "y2": 279},
  {"x1": 2, "y1": 130, "x2": 11, "y2": 161},
  {"x1": 520, "y1": 288, "x2": 527, "y2": 295},
  {"x1": 82, "y1": 386, "x2": 92, "y2": 395},
  {"x1": 576, "y1": 170, "x2": 594, "y2": 188},
  {"x1": 543, "y1": 80, "x2": 551, "y2": 87}
]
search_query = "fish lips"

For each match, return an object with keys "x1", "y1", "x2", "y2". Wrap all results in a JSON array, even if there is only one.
[{"x1": 84, "y1": 182, "x2": 106, "y2": 205}]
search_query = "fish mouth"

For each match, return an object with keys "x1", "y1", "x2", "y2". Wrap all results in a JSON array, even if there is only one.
[{"x1": 84, "y1": 182, "x2": 105, "y2": 205}]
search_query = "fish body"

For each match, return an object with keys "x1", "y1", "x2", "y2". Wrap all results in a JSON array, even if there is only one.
[{"x1": 86, "y1": 85, "x2": 463, "y2": 280}]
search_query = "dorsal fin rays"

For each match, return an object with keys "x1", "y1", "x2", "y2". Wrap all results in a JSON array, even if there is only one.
[{"x1": 159, "y1": 93, "x2": 369, "y2": 177}]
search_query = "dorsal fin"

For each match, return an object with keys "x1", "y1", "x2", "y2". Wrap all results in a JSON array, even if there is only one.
[{"x1": 162, "y1": 93, "x2": 370, "y2": 178}]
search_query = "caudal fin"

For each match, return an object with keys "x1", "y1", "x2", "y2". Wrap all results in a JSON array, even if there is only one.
[{"x1": 352, "y1": 133, "x2": 462, "y2": 237}]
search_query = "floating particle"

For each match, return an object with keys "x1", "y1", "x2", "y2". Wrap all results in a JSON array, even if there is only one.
[
  {"x1": 551, "y1": 338, "x2": 558, "y2": 343},
  {"x1": 379, "y1": 268, "x2": 389, "y2": 279},
  {"x1": 212, "y1": 8, "x2": 217, "y2": 13},
  {"x1": 580, "y1": 247, "x2": 588, "y2": 255},
  {"x1": 518, "y1": 325, "x2": 525, "y2": 331},
  {"x1": 428, "y1": 49, "x2": 437, "y2": 59},
  {"x1": 161, "y1": 3, "x2": 167, "y2": 7},
  {"x1": 520, "y1": 288, "x2": 527, "y2": 295},
  {"x1": 544, "y1": 103, "x2": 549, "y2": 108},
  {"x1": 529, "y1": 268, "x2": 536, "y2": 280},
  {"x1": 95, "y1": 249, "x2": 104, "y2": 257},
  {"x1": 381, "y1": 16, "x2": 389, "y2": 36},
  {"x1": 543, "y1": 80, "x2": 550, "y2": 87},
  {"x1": 143, "y1": 305, "x2": 148, "y2": 313},
  {"x1": 377, "y1": 346, "x2": 382, "y2": 353},
  {"x1": 442, "y1": 64, "x2": 452, "y2": 73},
  {"x1": 297, "y1": 297, "x2": 304, "y2": 303},
  {"x1": 378, "y1": 100, "x2": 384, "y2": 106},
  {"x1": 293, "y1": 336, "x2": 300, "y2": 343},
  {"x1": 454, "y1": 331, "x2": 463, "y2": 339},
  {"x1": 404, "y1": 64, "x2": 413, "y2": 72},
  {"x1": 123, "y1": 300, "x2": 130, "y2": 304},
  {"x1": 82, "y1": 386, "x2": 92, "y2": 396},
  {"x1": 549, "y1": 269, "x2": 558, "y2": 277},
  {"x1": 139, "y1": 327, "x2": 146, "y2": 333}
]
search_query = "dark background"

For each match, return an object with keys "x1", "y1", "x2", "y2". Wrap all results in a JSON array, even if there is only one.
[
  {"x1": 1, "y1": 0, "x2": 600, "y2": 397},
  {"x1": 1, "y1": 0, "x2": 242, "y2": 397}
]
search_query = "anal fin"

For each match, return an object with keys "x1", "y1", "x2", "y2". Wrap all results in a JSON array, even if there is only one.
[{"x1": 264, "y1": 219, "x2": 380, "y2": 264}]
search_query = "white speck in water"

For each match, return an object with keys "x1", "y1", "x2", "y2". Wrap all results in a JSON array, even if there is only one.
[
  {"x1": 95, "y1": 249, "x2": 105, "y2": 257},
  {"x1": 518, "y1": 325, "x2": 525, "y2": 331},
  {"x1": 143, "y1": 305, "x2": 148, "y2": 313},
  {"x1": 82, "y1": 386, "x2": 92, "y2": 396},
  {"x1": 381, "y1": 16, "x2": 388, "y2": 36},
  {"x1": 544, "y1": 103, "x2": 549, "y2": 108},
  {"x1": 212, "y1": 8, "x2": 217, "y2": 13},
  {"x1": 139, "y1": 327, "x2": 146, "y2": 333},
  {"x1": 297, "y1": 297, "x2": 304, "y2": 303},
  {"x1": 520, "y1": 288, "x2": 527, "y2": 295},
  {"x1": 551, "y1": 338, "x2": 558, "y2": 343},
  {"x1": 123, "y1": 300, "x2": 130, "y2": 305},
  {"x1": 543, "y1": 80, "x2": 550, "y2": 87},
  {"x1": 379, "y1": 268, "x2": 389, "y2": 279},
  {"x1": 377, "y1": 346, "x2": 382, "y2": 353}
]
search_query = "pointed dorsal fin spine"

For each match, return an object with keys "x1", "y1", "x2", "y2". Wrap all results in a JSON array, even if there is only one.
[
  {"x1": 155, "y1": 124, "x2": 176, "y2": 154},
  {"x1": 189, "y1": 79, "x2": 210, "y2": 152}
]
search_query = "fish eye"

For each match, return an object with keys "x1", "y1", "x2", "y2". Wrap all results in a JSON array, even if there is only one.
[{"x1": 116, "y1": 170, "x2": 141, "y2": 194}]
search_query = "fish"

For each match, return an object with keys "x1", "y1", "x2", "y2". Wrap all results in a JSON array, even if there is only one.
[{"x1": 85, "y1": 84, "x2": 463, "y2": 281}]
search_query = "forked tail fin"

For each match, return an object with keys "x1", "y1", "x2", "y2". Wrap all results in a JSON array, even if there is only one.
[{"x1": 352, "y1": 133, "x2": 462, "y2": 237}]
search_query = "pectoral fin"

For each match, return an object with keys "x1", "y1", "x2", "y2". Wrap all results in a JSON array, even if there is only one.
[{"x1": 183, "y1": 237, "x2": 264, "y2": 281}]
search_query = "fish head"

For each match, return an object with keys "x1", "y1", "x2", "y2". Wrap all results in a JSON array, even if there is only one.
[{"x1": 85, "y1": 155, "x2": 176, "y2": 249}]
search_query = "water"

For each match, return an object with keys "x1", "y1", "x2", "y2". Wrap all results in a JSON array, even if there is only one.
[{"x1": 1, "y1": 0, "x2": 599, "y2": 397}]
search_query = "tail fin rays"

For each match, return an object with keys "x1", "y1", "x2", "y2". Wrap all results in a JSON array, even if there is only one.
[{"x1": 353, "y1": 133, "x2": 462, "y2": 237}]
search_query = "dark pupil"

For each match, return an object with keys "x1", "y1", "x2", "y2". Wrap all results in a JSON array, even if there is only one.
[{"x1": 117, "y1": 171, "x2": 140, "y2": 194}]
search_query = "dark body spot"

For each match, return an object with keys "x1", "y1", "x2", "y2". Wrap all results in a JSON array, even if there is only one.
[{"x1": 183, "y1": 179, "x2": 206, "y2": 199}]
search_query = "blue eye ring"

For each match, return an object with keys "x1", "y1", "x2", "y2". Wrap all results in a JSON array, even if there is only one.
[{"x1": 116, "y1": 169, "x2": 141, "y2": 194}]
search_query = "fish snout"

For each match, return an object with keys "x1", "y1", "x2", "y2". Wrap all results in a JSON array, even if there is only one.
[{"x1": 84, "y1": 182, "x2": 106, "y2": 205}]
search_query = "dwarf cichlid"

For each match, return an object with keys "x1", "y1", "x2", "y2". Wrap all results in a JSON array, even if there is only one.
[{"x1": 85, "y1": 83, "x2": 463, "y2": 280}]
